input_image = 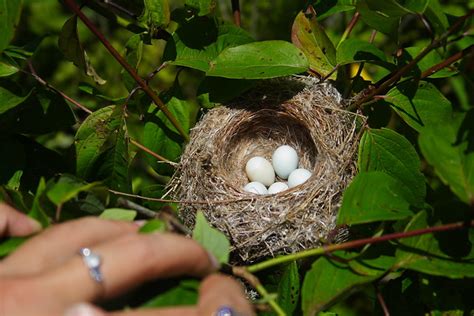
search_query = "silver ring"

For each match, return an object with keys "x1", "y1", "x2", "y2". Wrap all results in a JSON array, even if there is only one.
[{"x1": 79, "y1": 248, "x2": 103, "y2": 283}]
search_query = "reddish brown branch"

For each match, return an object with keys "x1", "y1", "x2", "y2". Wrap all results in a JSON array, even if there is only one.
[
  {"x1": 231, "y1": 0, "x2": 241, "y2": 27},
  {"x1": 421, "y1": 44, "x2": 474, "y2": 79},
  {"x1": 350, "y1": 9, "x2": 474, "y2": 110},
  {"x1": 63, "y1": 0, "x2": 189, "y2": 142},
  {"x1": 130, "y1": 139, "x2": 176, "y2": 165}
]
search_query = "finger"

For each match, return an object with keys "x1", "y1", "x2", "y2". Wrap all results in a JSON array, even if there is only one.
[
  {"x1": 32, "y1": 233, "x2": 219, "y2": 306},
  {"x1": 198, "y1": 274, "x2": 254, "y2": 316},
  {"x1": 64, "y1": 303, "x2": 197, "y2": 316},
  {"x1": 0, "y1": 202, "x2": 41, "y2": 237},
  {"x1": 1, "y1": 217, "x2": 139, "y2": 276}
]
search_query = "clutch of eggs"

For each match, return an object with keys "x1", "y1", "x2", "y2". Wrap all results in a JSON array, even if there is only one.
[{"x1": 244, "y1": 145, "x2": 312, "y2": 195}]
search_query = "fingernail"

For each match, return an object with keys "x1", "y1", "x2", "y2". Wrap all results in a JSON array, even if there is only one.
[
  {"x1": 28, "y1": 217, "x2": 43, "y2": 233},
  {"x1": 207, "y1": 251, "x2": 221, "y2": 270},
  {"x1": 64, "y1": 303, "x2": 100, "y2": 316},
  {"x1": 133, "y1": 220, "x2": 147, "y2": 227}
]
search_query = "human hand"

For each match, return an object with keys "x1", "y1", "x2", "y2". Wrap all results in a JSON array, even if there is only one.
[{"x1": 0, "y1": 203, "x2": 254, "y2": 316}]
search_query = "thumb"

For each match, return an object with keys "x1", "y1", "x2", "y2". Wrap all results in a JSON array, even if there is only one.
[{"x1": 64, "y1": 303, "x2": 105, "y2": 316}]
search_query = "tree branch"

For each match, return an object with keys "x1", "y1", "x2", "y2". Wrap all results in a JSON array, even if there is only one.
[
  {"x1": 350, "y1": 9, "x2": 474, "y2": 110},
  {"x1": 231, "y1": 0, "x2": 241, "y2": 27},
  {"x1": 244, "y1": 220, "x2": 474, "y2": 273},
  {"x1": 421, "y1": 44, "x2": 473, "y2": 79},
  {"x1": 63, "y1": 0, "x2": 189, "y2": 142},
  {"x1": 337, "y1": 12, "x2": 361, "y2": 48}
]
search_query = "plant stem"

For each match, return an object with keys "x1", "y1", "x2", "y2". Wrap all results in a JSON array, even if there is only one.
[
  {"x1": 337, "y1": 12, "x2": 360, "y2": 48},
  {"x1": 130, "y1": 139, "x2": 176, "y2": 165},
  {"x1": 27, "y1": 61, "x2": 93, "y2": 114},
  {"x1": 376, "y1": 285, "x2": 390, "y2": 316},
  {"x1": 232, "y1": 266, "x2": 286, "y2": 316},
  {"x1": 63, "y1": 0, "x2": 189, "y2": 142},
  {"x1": 245, "y1": 220, "x2": 474, "y2": 273},
  {"x1": 350, "y1": 9, "x2": 474, "y2": 109},
  {"x1": 421, "y1": 44, "x2": 473, "y2": 79},
  {"x1": 231, "y1": 0, "x2": 241, "y2": 27}
]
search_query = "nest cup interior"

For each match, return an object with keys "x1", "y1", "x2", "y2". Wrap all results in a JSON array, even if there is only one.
[{"x1": 217, "y1": 108, "x2": 318, "y2": 190}]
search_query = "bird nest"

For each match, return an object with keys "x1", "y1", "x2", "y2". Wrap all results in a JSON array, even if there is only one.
[{"x1": 168, "y1": 76, "x2": 364, "y2": 262}]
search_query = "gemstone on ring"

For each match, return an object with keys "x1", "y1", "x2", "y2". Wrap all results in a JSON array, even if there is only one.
[
  {"x1": 79, "y1": 248, "x2": 103, "y2": 283},
  {"x1": 216, "y1": 306, "x2": 235, "y2": 316}
]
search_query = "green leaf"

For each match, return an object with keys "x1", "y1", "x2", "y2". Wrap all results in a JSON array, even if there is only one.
[
  {"x1": 395, "y1": 211, "x2": 474, "y2": 278},
  {"x1": 358, "y1": 128, "x2": 426, "y2": 204},
  {"x1": 291, "y1": 6, "x2": 336, "y2": 78},
  {"x1": 164, "y1": 16, "x2": 254, "y2": 72},
  {"x1": 28, "y1": 178, "x2": 50, "y2": 228},
  {"x1": 386, "y1": 81, "x2": 453, "y2": 133},
  {"x1": 337, "y1": 171, "x2": 416, "y2": 225},
  {"x1": 185, "y1": 0, "x2": 216, "y2": 16},
  {"x1": 336, "y1": 39, "x2": 387, "y2": 66},
  {"x1": 277, "y1": 262, "x2": 300, "y2": 315},
  {"x1": 418, "y1": 111, "x2": 474, "y2": 204},
  {"x1": 192, "y1": 211, "x2": 230, "y2": 264},
  {"x1": 143, "y1": 87, "x2": 197, "y2": 175},
  {"x1": 139, "y1": 219, "x2": 167, "y2": 233},
  {"x1": 99, "y1": 208, "x2": 137, "y2": 221},
  {"x1": 46, "y1": 174, "x2": 100, "y2": 206},
  {"x1": 302, "y1": 255, "x2": 380, "y2": 315},
  {"x1": 207, "y1": 41, "x2": 309, "y2": 79},
  {"x1": 0, "y1": 84, "x2": 31, "y2": 115},
  {"x1": 58, "y1": 15, "x2": 106, "y2": 85},
  {"x1": 0, "y1": 0, "x2": 23, "y2": 53},
  {"x1": 122, "y1": 34, "x2": 144, "y2": 92},
  {"x1": 76, "y1": 106, "x2": 123, "y2": 179},
  {"x1": 424, "y1": 0, "x2": 449, "y2": 35},
  {"x1": 142, "y1": 280, "x2": 199, "y2": 307},
  {"x1": 313, "y1": 0, "x2": 356, "y2": 21},
  {"x1": 0, "y1": 88, "x2": 76, "y2": 135},
  {"x1": 0, "y1": 237, "x2": 26, "y2": 258},
  {"x1": 0, "y1": 54, "x2": 19, "y2": 77},
  {"x1": 139, "y1": 0, "x2": 170, "y2": 30},
  {"x1": 357, "y1": 0, "x2": 400, "y2": 38},
  {"x1": 0, "y1": 136, "x2": 25, "y2": 186}
]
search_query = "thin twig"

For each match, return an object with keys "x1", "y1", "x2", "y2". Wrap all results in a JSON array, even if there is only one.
[
  {"x1": 245, "y1": 220, "x2": 474, "y2": 273},
  {"x1": 231, "y1": 0, "x2": 241, "y2": 27},
  {"x1": 63, "y1": 0, "x2": 189, "y2": 142},
  {"x1": 376, "y1": 285, "x2": 390, "y2": 316},
  {"x1": 108, "y1": 189, "x2": 258, "y2": 204},
  {"x1": 117, "y1": 198, "x2": 191, "y2": 234},
  {"x1": 337, "y1": 12, "x2": 361, "y2": 48},
  {"x1": 27, "y1": 61, "x2": 92, "y2": 114},
  {"x1": 421, "y1": 44, "x2": 473, "y2": 79},
  {"x1": 350, "y1": 9, "x2": 474, "y2": 110},
  {"x1": 130, "y1": 139, "x2": 177, "y2": 165}
]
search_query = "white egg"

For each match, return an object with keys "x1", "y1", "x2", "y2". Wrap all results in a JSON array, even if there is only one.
[
  {"x1": 245, "y1": 156, "x2": 275, "y2": 187},
  {"x1": 268, "y1": 182, "x2": 289, "y2": 194},
  {"x1": 244, "y1": 182, "x2": 268, "y2": 195},
  {"x1": 272, "y1": 145, "x2": 299, "y2": 179},
  {"x1": 288, "y1": 168, "x2": 312, "y2": 188}
]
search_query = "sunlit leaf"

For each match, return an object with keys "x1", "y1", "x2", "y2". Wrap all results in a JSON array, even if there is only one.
[
  {"x1": 207, "y1": 41, "x2": 309, "y2": 79},
  {"x1": 192, "y1": 211, "x2": 230, "y2": 264},
  {"x1": 359, "y1": 128, "x2": 426, "y2": 204},
  {"x1": 291, "y1": 6, "x2": 336, "y2": 78},
  {"x1": 337, "y1": 171, "x2": 416, "y2": 225}
]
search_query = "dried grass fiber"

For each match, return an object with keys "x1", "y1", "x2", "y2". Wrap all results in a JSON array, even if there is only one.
[{"x1": 169, "y1": 76, "x2": 364, "y2": 262}]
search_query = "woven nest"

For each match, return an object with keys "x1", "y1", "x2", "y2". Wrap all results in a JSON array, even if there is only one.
[{"x1": 168, "y1": 76, "x2": 364, "y2": 262}]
